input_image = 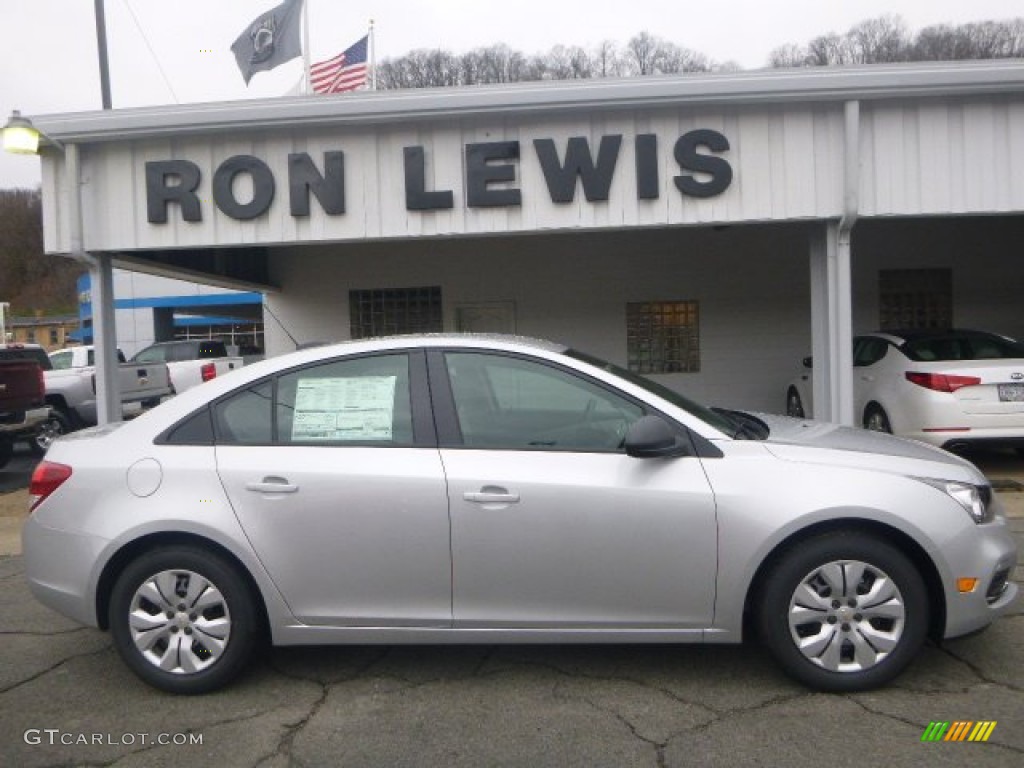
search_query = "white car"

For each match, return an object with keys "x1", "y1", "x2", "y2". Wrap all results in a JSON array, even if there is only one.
[
  {"x1": 787, "y1": 330, "x2": 1024, "y2": 451},
  {"x1": 23, "y1": 334, "x2": 1018, "y2": 694}
]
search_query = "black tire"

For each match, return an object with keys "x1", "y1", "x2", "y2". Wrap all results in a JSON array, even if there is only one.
[
  {"x1": 786, "y1": 388, "x2": 805, "y2": 418},
  {"x1": 863, "y1": 404, "x2": 892, "y2": 434},
  {"x1": 109, "y1": 546, "x2": 260, "y2": 694},
  {"x1": 29, "y1": 409, "x2": 72, "y2": 456},
  {"x1": 757, "y1": 531, "x2": 928, "y2": 692},
  {"x1": 0, "y1": 439, "x2": 12, "y2": 470}
]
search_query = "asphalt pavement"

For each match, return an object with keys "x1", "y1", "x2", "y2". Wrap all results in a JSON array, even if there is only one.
[{"x1": 0, "y1": 448, "x2": 1022, "y2": 766}]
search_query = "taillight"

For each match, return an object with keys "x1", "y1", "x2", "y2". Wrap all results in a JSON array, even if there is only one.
[
  {"x1": 200, "y1": 362, "x2": 217, "y2": 382},
  {"x1": 29, "y1": 461, "x2": 73, "y2": 512},
  {"x1": 36, "y1": 366, "x2": 45, "y2": 395},
  {"x1": 905, "y1": 372, "x2": 982, "y2": 393}
]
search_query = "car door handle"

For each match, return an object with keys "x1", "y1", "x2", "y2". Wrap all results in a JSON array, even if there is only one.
[
  {"x1": 245, "y1": 477, "x2": 299, "y2": 494},
  {"x1": 464, "y1": 490, "x2": 520, "y2": 504}
]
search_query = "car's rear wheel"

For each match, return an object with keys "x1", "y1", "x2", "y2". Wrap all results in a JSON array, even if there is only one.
[
  {"x1": 30, "y1": 409, "x2": 72, "y2": 456},
  {"x1": 864, "y1": 404, "x2": 892, "y2": 434},
  {"x1": 786, "y1": 388, "x2": 805, "y2": 418},
  {"x1": 758, "y1": 531, "x2": 928, "y2": 692},
  {"x1": 109, "y1": 546, "x2": 259, "y2": 694}
]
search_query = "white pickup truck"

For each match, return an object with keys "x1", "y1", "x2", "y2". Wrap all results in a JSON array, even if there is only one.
[
  {"x1": 25, "y1": 345, "x2": 173, "y2": 452},
  {"x1": 131, "y1": 339, "x2": 244, "y2": 394}
]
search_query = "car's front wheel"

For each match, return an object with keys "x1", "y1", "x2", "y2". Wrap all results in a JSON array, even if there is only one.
[
  {"x1": 758, "y1": 531, "x2": 928, "y2": 692},
  {"x1": 109, "y1": 546, "x2": 260, "y2": 694}
]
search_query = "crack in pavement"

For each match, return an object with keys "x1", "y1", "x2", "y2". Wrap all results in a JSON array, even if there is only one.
[
  {"x1": 256, "y1": 649, "x2": 394, "y2": 767},
  {"x1": 0, "y1": 643, "x2": 111, "y2": 695},
  {"x1": 552, "y1": 679, "x2": 677, "y2": 768},
  {"x1": 847, "y1": 693, "x2": 1024, "y2": 756},
  {"x1": 936, "y1": 644, "x2": 1024, "y2": 694}
]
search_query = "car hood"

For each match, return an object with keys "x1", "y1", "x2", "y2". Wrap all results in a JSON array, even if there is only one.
[{"x1": 753, "y1": 413, "x2": 986, "y2": 485}]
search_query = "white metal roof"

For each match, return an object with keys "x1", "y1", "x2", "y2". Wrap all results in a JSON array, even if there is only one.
[{"x1": 31, "y1": 60, "x2": 1024, "y2": 144}]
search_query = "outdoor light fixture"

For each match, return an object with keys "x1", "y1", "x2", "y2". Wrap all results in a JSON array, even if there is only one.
[{"x1": 2, "y1": 110, "x2": 61, "y2": 155}]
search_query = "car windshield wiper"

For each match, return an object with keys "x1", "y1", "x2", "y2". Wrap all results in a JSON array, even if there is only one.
[{"x1": 711, "y1": 408, "x2": 770, "y2": 440}]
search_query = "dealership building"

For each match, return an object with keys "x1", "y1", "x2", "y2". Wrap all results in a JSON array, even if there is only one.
[{"x1": 27, "y1": 60, "x2": 1024, "y2": 424}]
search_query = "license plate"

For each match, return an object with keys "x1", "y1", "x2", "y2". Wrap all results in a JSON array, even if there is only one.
[{"x1": 998, "y1": 383, "x2": 1024, "y2": 402}]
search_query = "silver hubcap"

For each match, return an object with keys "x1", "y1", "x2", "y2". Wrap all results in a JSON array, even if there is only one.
[
  {"x1": 787, "y1": 560, "x2": 905, "y2": 673},
  {"x1": 128, "y1": 569, "x2": 231, "y2": 674}
]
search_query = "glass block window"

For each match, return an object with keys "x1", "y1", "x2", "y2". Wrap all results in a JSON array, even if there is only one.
[
  {"x1": 879, "y1": 269, "x2": 952, "y2": 331},
  {"x1": 626, "y1": 301, "x2": 700, "y2": 374},
  {"x1": 349, "y1": 286, "x2": 443, "y2": 339}
]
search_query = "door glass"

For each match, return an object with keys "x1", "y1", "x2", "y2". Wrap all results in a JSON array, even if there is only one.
[
  {"x1": 444, "y1": 352, "x2": 643, "y2": 451},
  {"x1": 276, "y1": 354, "x2": 413, "y2": 444}
]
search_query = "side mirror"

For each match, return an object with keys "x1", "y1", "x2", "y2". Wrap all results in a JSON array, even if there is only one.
[
  {"x1": 802, "y1": 356, "x2": 813, "y2": 369},
  {"x1": 624, "y1": 415, "x2": 691, "y2": 459}
]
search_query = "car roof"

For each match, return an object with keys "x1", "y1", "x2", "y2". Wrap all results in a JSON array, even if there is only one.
[
  {"x1": 297, "y1": 333, "x2": 569, "y2": 356},
  {"x1": 864, "y1": 329, "x2": 1016, "y2": 344}
]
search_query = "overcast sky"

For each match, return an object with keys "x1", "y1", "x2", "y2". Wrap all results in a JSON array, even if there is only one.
[{"x1": 2, "y1": 0, "x2": 1020, "y2": 188}]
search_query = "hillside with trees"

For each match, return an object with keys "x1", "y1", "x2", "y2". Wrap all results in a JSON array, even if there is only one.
[
  {"x1": 0, "y1": 189, "x2": 83, "y2": 316},
  {"x1": 376, "y1": 15, "x2": 1023, "y2": 89}
]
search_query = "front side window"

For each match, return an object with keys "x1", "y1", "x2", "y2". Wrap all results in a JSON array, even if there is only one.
[{"x1": 444, "y1": 352, "x2": 643, "y2": 451}]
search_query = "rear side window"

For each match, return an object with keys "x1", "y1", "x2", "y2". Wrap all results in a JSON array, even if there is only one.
[
  {"x1": 213, "y1": 382, "x2": 273, "y2": 444},
  {"x1": 197, "y1": 342, "x2": 227, "y2": 359},
  {"x1": 276, "y1": 354, "x2": 413, "y2": 445},
  {"x1": 203, "y1": 353, "x2": 414, "y2": 447},
  {"x1": 49, "y1": 350, "x2": 73, "y2": 370},
  {"x1": 0, "y1": 347, "x2": 51, "y2": 369},
  {"x1": 134, "y1": 346, "x2": 166, "y2": 363}
]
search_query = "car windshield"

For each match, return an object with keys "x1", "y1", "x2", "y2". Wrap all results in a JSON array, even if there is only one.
[
  {"x1": 566, "y1": 349, "x2": 741, "y2": 437},
  {"x1": 900, "y1": 332, "x2": 1024, "y2": 362}
]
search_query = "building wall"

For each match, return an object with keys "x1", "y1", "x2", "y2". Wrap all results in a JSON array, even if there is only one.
[{"x1": 264, "y1": 215, "x2": 1024, "y2": 415}]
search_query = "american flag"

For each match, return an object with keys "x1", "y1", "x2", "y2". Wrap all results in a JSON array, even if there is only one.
[{"x1": 310, "y1": 35, "x2": 369, "y2": 94}]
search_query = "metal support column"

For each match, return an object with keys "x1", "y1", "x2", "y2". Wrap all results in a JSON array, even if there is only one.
[{"x1": 66, "y1": 143, "x2": 121, "y2": 425}]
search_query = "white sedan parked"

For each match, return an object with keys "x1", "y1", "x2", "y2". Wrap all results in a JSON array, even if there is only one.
[{"x1": 787, "y1": 329, "x2": 1024, "y2": 451}]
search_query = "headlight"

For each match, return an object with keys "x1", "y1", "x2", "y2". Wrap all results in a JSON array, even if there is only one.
[{"x1": 921, "y1": 479, "x2": 994, "y2": 524}]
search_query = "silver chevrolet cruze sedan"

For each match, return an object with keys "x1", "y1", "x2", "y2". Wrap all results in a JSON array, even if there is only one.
[{"x1": 24, "y1": 335, "x2": 1018, "y2": 694}]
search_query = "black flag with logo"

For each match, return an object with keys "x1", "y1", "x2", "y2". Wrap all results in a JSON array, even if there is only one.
[{"x1": 231, "y1": 0, "x2": 303, "y2": 85}]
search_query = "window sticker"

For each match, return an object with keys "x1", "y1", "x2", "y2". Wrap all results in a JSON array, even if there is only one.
[{"x1": 291, "y1": 375, "x2": 397, "y2": 441}]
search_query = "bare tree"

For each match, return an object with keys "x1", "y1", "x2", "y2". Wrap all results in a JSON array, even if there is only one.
[
  {"x1": 848, "y1": 15, "x2": 911, "y2": 63},
  {"x1": 593, "y1": 39, "x2": 624, "y2": 78},
  {"x1": 773, "y1": 15, "x2": 1024, "y2": 68},
  {"x1": 625, "y1": 31, "x2": 660, "y2": 75}
]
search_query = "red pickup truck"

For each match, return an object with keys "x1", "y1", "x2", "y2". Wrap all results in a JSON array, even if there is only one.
[{"x1": 0, "y1": 345, "x2": 49, "y2": 469}]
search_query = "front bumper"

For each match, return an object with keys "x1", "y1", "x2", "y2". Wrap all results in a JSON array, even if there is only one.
[{"x1": 942, "y1": 513, "x2": 1019, "y2": 639}]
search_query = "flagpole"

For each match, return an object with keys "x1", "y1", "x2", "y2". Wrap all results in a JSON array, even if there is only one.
[
  {"x1": 302, "y1": 0, "x2": 312, "y2": 94},
  {"x1": 369, "y1": 19, "x2": 376, "y2": 91}
]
